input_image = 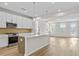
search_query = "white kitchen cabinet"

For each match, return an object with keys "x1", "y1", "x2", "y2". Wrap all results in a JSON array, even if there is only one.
[
  {"x1": 11, "y1": 14, "x2": 17, "y2": 23},
  {"x1": 0, "y1": 11, "x2": 33, "y2": 28},
  {"x1": 17, "y1": 16, "x2": 33, "y2": 28},
  {"x1": 22, "y1": 18, "x2": 27, "y2": 28},
  {"x1": 0, "y1": 12, "x2": 2, "y2": 27},
  {"x1": 17, "y1": 16, "x2": 23, "y2": 28},
  {"x1": 6, "y1": 13, "x2": 12, "y2": 23},
  {"x1": 0, "y1": 12, "x2": 6, "y2": 28},
  {"x1": 22, "y1": 17, "x2": 33, "y2": 28},
  {"x1": 0, "y1": 14, "x2": 2, "y2": 28},
  {"x1": 0, "y1": 34, "x2": 8, "y2": 47},
  {"x1": 26, "y1": 21, "x2": 32, "y2": 28},
  {"x1": 26, "y1": 34, "x2": 49, "y2": 55},
  {"x1": 6, "y1": 13, "x2": 17, "y2": 24}
]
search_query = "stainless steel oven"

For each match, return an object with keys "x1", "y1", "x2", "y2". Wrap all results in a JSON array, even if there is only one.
[{"x1": 6, "y1": 22, "x2": 18, "y2": 46}]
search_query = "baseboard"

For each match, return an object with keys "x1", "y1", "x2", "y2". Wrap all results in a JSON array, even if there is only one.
[
  {"x1": 25, "y1": 43, "x2": 49, "y2": 56},
  {"x1": 0, "y1": 46, "x2": 8, "y2": 50},
  {"x1": 50, "y1": 35, "x2": 79, "y2": 38}
]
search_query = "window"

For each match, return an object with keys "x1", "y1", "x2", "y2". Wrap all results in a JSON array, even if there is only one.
[
  {"x1": 70, "y1": 23, "x2": 77, "y2": 36},
  {"x1": 60, "y1": 23, "x2": 66, "y2": 28},
  {"x1": 71, "y1": 23, "x2": 76, "y2": 28}
]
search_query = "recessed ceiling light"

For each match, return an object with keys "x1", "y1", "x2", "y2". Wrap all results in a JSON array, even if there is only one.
[
  {"x1": 51, "y1": 2, "x2": 55, "y2": 4},
  {"x1": 58, "y1": 9, "x2": 61, "y2": 12},
  {"x1": 33, "y1": 17, "x2": 41, "y2": 21},
  {"x1": 56, "y1": 12, "x2": 64, "y2": 16},
  {"x1": 36, "y1": 17, "x2": 41, "y2": 19},
  {"x1": 4, "y1": 2, "x2": 8, "y2": 5}
]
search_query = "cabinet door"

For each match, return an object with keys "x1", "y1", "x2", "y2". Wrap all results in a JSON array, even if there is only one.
[
  {"x1": 0, "y1": 12, "x2": 6, "y2": 28},
  {"x1": 23, "y1": 18, "x2": 32, "y2": 28},
  {"x1": 0, "y1": 14, "x2": 2, "y2": 28},
  {"x1": 6, "y1": 13, "x2": 12, "y2": 23},
  {"x1": 0, "y1": 12, "x2": 2, "y2": 27},
  {"x1": 22, "y1": 18, "x2": 26, "y2": 28},
  {"x1": 12, "y1": 15, "x2": 17, "y2": 23},
  {"x1": 0, "y1": 34, "x2": 8, "y2": 47},
  {"x1": 17, "y1": 16, "x2": 23, "y2": 28}
]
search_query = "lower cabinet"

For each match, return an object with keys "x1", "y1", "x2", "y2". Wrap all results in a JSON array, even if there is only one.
[{"x1": 0, "y1": 35, "x2": 8, "y2": 48}]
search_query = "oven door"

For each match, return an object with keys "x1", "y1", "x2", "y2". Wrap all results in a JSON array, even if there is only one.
[{"x1": 8, "y1": 36, "x2": 18, "y2": 44}]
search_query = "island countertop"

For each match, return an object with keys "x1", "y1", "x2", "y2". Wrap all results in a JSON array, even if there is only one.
[{"x1": 27, "y1": 33, "x2": 49, "y2": 39}]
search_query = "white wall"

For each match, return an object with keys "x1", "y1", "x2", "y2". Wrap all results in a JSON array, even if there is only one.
[{"x1": 38, "y1": 21, "x2": 49, "y2": 35}]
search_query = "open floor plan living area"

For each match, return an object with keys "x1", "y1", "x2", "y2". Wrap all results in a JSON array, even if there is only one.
[{"x1": 0, "y1": 2, "x2": 79, "y2": 56}]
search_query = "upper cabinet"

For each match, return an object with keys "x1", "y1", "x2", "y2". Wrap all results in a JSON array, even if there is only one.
[
  {"x1": 12, "y1": 15, "x2": 17, "y2": 23},
  {"x1": 22, "y1": 17, "x2": 32, "y2": 28},
  {"x1": 0, "y1": 11, "x2": 33, "y2": 29},
  {"x1": 17, "y1": 16, "x2": 33, "y2": 28},
  {"x1": 6, "y1": 13, "x2": 12, "y2": 23},
  {"x1": 0, "y1": 12, "x2": 6, "y2": 28},
  {"x1": 6, "y1": 13, "x2": 17, "y2": 24},
  {"x1": 17, "y1": 16, "x2": 23, "y2": 28}
]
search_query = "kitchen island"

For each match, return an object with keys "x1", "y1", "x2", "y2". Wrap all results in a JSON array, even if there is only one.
[{"x1": 24, "y1": 34, "x2": 49, "y2": 55}]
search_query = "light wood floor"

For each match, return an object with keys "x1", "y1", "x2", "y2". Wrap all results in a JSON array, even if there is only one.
[
  {"x1": 1, "y1": 37, "x2": 79, "y2": 56},
  {"x1": 31, "y1": 37, "x2": 79, "y2": 56},
  {"x1": 0, "y1": 45, "x2": 21, "y2": 56}
]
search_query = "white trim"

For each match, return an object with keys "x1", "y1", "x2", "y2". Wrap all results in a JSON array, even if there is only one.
[
  {"x1": 25, "y1": 43, "x2": 49, "y2": 56},
  {"x1": 50, "y1": 35, "x2": 79, "y2": 38}
]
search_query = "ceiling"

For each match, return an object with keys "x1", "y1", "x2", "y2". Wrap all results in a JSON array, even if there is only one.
[{"x1": 0, "y1": 2, "x2": 79, "y2": 19}]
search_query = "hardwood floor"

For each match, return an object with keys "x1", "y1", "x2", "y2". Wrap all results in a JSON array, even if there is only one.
[
  {"x1": 0, "y1": 45, "x2": 21, "y2": 56},
  {"x1": 0, "y1": 37, "x2": 79, "y2": 56},
  {"x1": 31, "y1": 37, "x2": 79, "y2": 56}
]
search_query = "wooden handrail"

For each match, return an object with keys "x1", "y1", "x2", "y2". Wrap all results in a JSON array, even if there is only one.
[{"x1": 0, "y1": 28, "x2": 32, "y2": 34}]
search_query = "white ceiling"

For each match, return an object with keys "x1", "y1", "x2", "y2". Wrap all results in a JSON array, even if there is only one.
[{"x1": 0, "y1": 2, "x2": 79, "y2": 19}]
